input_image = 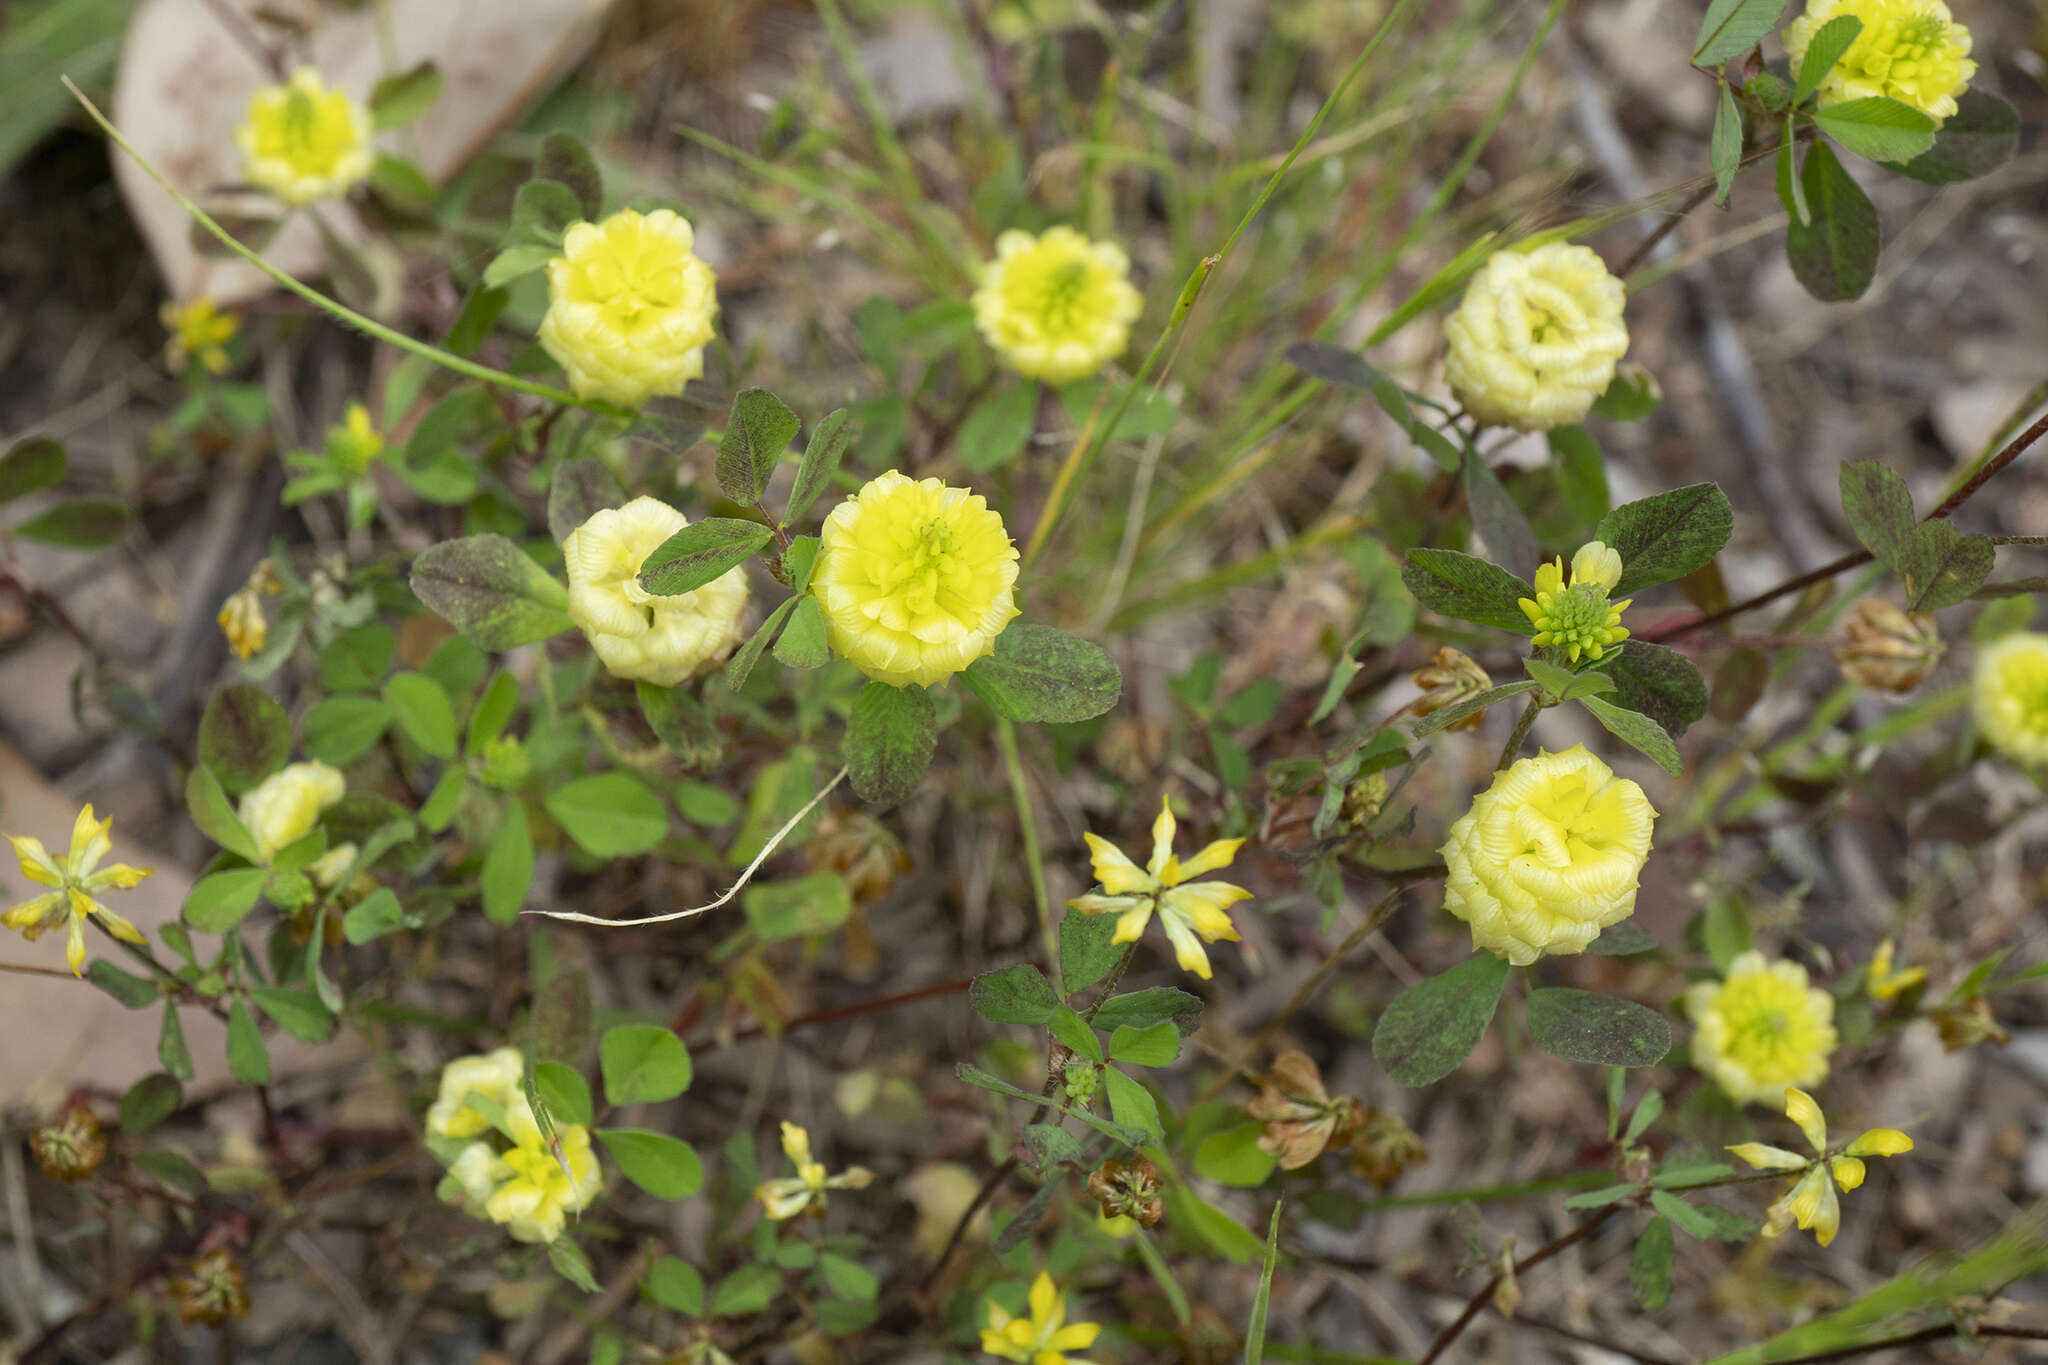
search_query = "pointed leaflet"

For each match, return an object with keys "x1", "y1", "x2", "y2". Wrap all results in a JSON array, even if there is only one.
[
  {"x1": 1579, "y1": 695, "x2": 1683, "y2": 776},
  {"x1": 638, "y1": 518, "x2": 772, "y2": 596},
  {"x1": 785, "y1": 409, "x2": 856, "y2": 526},
  {"x1": 1693, "y1": 0, "x2": 1789, "y2": 66},
  {"x1": 1595, "y1": 484, "x2": 1734, "y2": 594},
  {"x1": 1712, "y1": 82, "x2": 1743, "y2": 206},
  {"x1": 1400, "y1": 549, "x2": 1535, "y2": 633},
  {"x1": 1792, "y1": 15, "x2": 1861, "y2": 105},
  {"x1": 1814, "y1": 98, "x2": 1936, "y2": 165},
  {"x1": 1839, "y1": 460, "x2": 1916, "y2": 575},
  {"x1": 536, "y1": 131, "x2": 604, "y2": 220},
  {"x1": 716, "y1": 388, "x2": 800, "y2": 505}
]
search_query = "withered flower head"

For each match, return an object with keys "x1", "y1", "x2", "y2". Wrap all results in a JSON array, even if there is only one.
[
  {"x1": 1935, "y1": 998, "x2": 2010, "y2": 1052},
  {"x1": 1350, "y1": 1108, "x2": 1428, "y2": 1189},
  {"x1": 807, "y1": 810, "x2": 912, "y2": 904},
  {"x1": 1086, "y1": 1155, "x2": 1165, "y2": 1229},
  {"x1": 1836, "y1": 599, "x2": 1944, "y2": 694},
  {"x1": 31, "y1": 1102, "x2": 106, "y2": 1181},
  {"x1": 1246, "y1": 1051, "x2": 1364, "y2": 1170},
  {"x1": 1409, "y1": 647, "x2": 1493, "y2": 730},
  {"x1": 172, "y1": 1249, "x2": 251, "y2": 1325}
]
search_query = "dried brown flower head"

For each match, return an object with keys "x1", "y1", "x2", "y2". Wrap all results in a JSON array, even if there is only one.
[
  {"x1": 1086, "y1": 1155, "x2": 1165, "y2": 1229},
  {"x1": 1246, "y1": 1051, "x2": 1363, "y2": 1170},
  {"x1": 1836, "y1": 599, "x2": 1944, "y2": 694},
  {"x1": 31, "y1": 1102, "x2": 106, "y2": 1182}
]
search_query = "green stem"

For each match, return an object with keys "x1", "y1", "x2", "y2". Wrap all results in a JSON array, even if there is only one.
[
  {"x1": 997, "y1": 718, "x2": 1057, "y2": 991},
  {"x1": 1495, "y1": 696, "x2": 1542, "y2": 771},
  {"x1": 63, "y1": 79, "x2": 619, "y2": 416}
]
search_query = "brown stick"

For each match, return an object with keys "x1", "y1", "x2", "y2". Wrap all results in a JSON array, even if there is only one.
[{"x1": 1417, "y1": 1205, "x2": 1622, "y2": 1364}]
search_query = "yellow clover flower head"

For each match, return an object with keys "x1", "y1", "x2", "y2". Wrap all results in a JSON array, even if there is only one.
[
  {"x1": 235, "y1": 67, "x2": 373, "y2": 206},
  {"x1": 327, "y1": 401, "x2": 384, "y2": 477},
  {"x1": 217, "y1": 586, "x2": 268, "y2": 661},
  {"x1": 1686, "y1": 950, "x2": 1838, "y2": 1106},
  {"x1": 1785, "y1": 0, "x2": 1976, "y2": 125},
  {"x1": 161, "y1": 297, "x2": 240, "y2": 374},
  {"x1": 1519, "y1": 541, "x2": 1632, "y2": 664},
  {"x1": 426, "y1": 1046, "x2": 531, "y2": 1142},
  {"x1": 1069, "y1": 797, "x2": 1252, "y2": 981},
  {"x1": 972, "y1": 227, "x2": 1143, "y2": 385},
  {"x1": 980, "y1": 1272, "x2": 1103, "y2": 1365},
  {"x1": 1972, "y1": 631, "x2": 2048, "y2": 766},
  {"x1": 563, "y1": 497, "x2": 751, "y2": 686},
  {"x1": 811, "y1": 471, "x2": 1021, "y2": 687},
  {"x1": 485, "y1": 1125, "x2": 603, "y2": 1243},
  {"x1": 538, "y1": 208, "x2": 719, "y2": 407},
  {"x1": 2, "y1": 804, "x2": 152, "y2": 976},
  {"x1": 427, "y1": 1048, "x2": 602, "y2": 1243},
  {"x1": 754, "y1": 1120, "x2": 875, "y2": 1220},
  {"x1": 1443, "y1": 242, "x2": 1629, "y2": 432},
  {"x1": 238, "y1": 760, "x2": 346, "y2": 863},
  {"x1": 1728, "y1": 1087, "x2": 1913, "y2": 1246},
  {"x1": 1440, "y1": 745, "x2": 1655, "y2": 966}
]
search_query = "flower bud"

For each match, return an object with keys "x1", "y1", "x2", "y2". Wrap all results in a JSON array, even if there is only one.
[
  {"x1": 479, "y1": 735, "x2": 532, "y2": 791},
  {"x1": 238, "y1": 761, "x2": 346, "y2": 862},
  {"x1": 1836, "y1": 599, "x2": 1943, "y2": 694},
  {"x1": 31, "y1": 1103, "x2": 106, "y2": 1181},
  {"x1": 1062, "y1": 1057, "x2": 1100, "y2": 1104},
  {"x1": 1086, "y1": 1155, "x2": 1165, "y2": 1229},
  {"x1": 172, "y1": 1248, "x2": 251, "y2": 1325}
]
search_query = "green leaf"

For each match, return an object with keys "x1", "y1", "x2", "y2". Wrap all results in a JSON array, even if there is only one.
[
  {"x1": 820, "y1": 1252, "x2": 878, "y2": 1302},
  {"x1": 717, "y1": 388, "x2": 801, "y2": 504},
  {"x1": 1565, "y1": 1182, "x2": 1642, "y2": 1210},
  {"x1": 369, "y1": 60, "x2": 441, "y2": 128},
  {"x1": 1650, "y1": 1188, "x2": 1720, "y2": 1239},
  {"x1": 970, "y1": 964, "x2": 1060, "y2": 1025},
  {"x1": 1693, "y1": 0, "x2": 1789, "y2": 65},
  {"x1": 120, "y1": 1073, "x2": 181, "y2": 1134},
  {"x1": 550, "y1": 1237, "x2": 600, "y2": 1293},
  {"x1": 383, "y1": 671, "x2": 456, "y2": 759},
  {"x1": 742, "y1": 873, "x2": 852, "y2": 941},
  {"x1": 1899, "y1": 520, "x2": 1994, "y2": 612},
  {"x1": 1021, "y1": 1123, "x2": 1084, "y2": 1171},
  {"x1": 638, "y1": 682, "x2": 721, "y2": 767},
  {"x1": 398, "y1": 389, "x2": 487, "y2": 504},
  {"x1": 1711, "y1": 81, "x2": 1743, "y2": 207},
  {"x1": 227, "y1": 998, "x2": 270, "y2": 1084},
  {"x1": 320, "y1": 626, "x2": 394, "y2": 694},
  {"x1": 597, "y1": 1128, "x2": 704, "y2": 1199},
  {"x1": 710, "y1": 1264, "x2": 779, "y2": 1316},
  {"x1": 1814, "y1": 97, "x2": 1937, "y2": 164},
  {"x1": 1109, "y1": 1020, "x2": 1181, "y2": 1068},
  {"x1": 1103, "y1": 1068, "x2": 1163, "y2": 1141},
  {"x1": 601, "y1": 1023, "x2": 694, "y2": 1105},
  {"x1": 482, "y1": 802, "x2": 534, "y2": 924},
  {"x1": 1596, "y1": 483, "x2": 1735, "y2": 594},
  {"x1": 303, "y1": 697, "x2": 392, "y2": 765},
  {"x1": 1839, "y1": 459, "x2": 1915, "y2": 573},
  {"x1": 158, "y1": 1000, "x2": 193, "y2": 1080},
  {"x1": 956, "y1": 1063, "x2": 1147, "y2": 1148},
  {"x1": 547, "y1": 458, "x2": 627, "y2": 544},
  {"x1": 15, "y1": 498, "x2": 131, "y2": 548},
  {"x1": 185, "y1": 766, "x2": 261, "y2": 862},
  {"x1": 1247, "y1": 1202, "x2": 1283, "y2": 1365},
  {"x1": 1525, "y1": 988, "x2": 1673, "y2": 1067},
  {"x1": 1578, "y1": 695, "x2": 1683, "y2": 776},
  {"x1": 644, "y1": 1256, "x2": 705, "y2": 1316},
  {"x1": 537, "y1": 131, "x2": 604, "y2": 220},
  {"x1": 1591, "y1": 368, "x2": 1662, "y2": 422},
  {"x1": 1777, "y1": 117, "x2": 1811, "y2": 226},
  {"x1": 639, "y1": 517, "x2": 772, "y2": 596},
  {"x1": 1624, "y1": 1088, "x2": 1665, "y2": 1145},
  {"x1": 1412, "y1": 681, "x2": 1539, "y2": 739},
  {"x1": 546, "y1": 773, "x2": 668, "y2": 857},
  {"x1": 1604, "y1": 641, "x2": 1708, "y2": 740},
  {"x1": 482, "y1": 243, "x2": 555, "y2": 289},
  {"x1": 1793, "y1": 15, "x2": 1861, "y2": 104},
  {"x1": 958, "y1": 381, "x2": 1039, "y2": 471},
  {"x1": 773, "y1": 596, "x2": 830, "y2": 668},
  {"x1": 410, "y1": 535, "x2": 572, "y2": 650},
  {"x1": 197, "y1": 685, "x2": 291, "y2": 794},
  {"x1": 1461, "y1": 447, "x2": 1538, "y2": 579},
  {"x1": 511, "y1": 178, "x2": 582, "y2": 246},
  {"x1": 1372, "y1": 953, "x2": 1511, "y2": 1086},
  {"x1": 1163, "y1": 1186, "x2": 1265, "y2": 1263},
  {"x1": 725, "y1": 597, "x2": 799, "y2": 691},
  {"x1": 1048, "y1": 1005, "x2": 1102, "y2": 1062},
  {"x1": 1400, "y1": 549, "x2": 1535, "y2": 633},
  {"x1": 0, "y1": 436, "x2": 66, "y2": 502},
  {"x1": 342, "y1": 887, "x2": 407, "y2": 944},
  {"x1": 786, "y1": 409, "x2": 857, "y2": 526},
  {"x1": 1548, "y1": 426, "x2": 1609, "y2": 525},
  {"x1": 1896, "y1": 90, "x2": 2019, "y2": 185},
  {"x1": 1093, "y1": 986, "x2": 1203, "y2": 1037},
  {"x1": 1632, "y1": 1216, "x2": 1675, "y2": 1310},
  {"x1": 1785, "y1": 141, "x2": 1879, "y2": 302},
  {"x1": 535, "y1": 1061, "x2": 594, "y2": 1127},
  {"x1": 440, "y1": 282, "x2": 505, "y2": 358},
  {"x1": 467, "y1": 672, "x2": 519, "y2": 753},
  {"x1": 1194, "y1": 1119, "x2": 1278, "y2": 1188},
  {"x1": 1588, "y1": 921, "x2": 1660, "y2": 956},
  {"x1": 249, "y1": 987, "x2": 335, "y2": 1041},
  {"x1": 845, "y1": 681, "x2": 936, "y2": 805},
  {"x1": 1524, "y1": 657, "x2": 1581, "y2": 703},
  {"x1": 960, "y1": 624, "x2": 1122, "y2": 724},
  {"x1": 134, "y1": 1150, "x2": 206, "y2": 1198},
  {"x1": 88, "y1": 959, "x2": 158, "y2": 1008},
  {"x1": 184, "y1": 868, "x2": 269, "y2": 933}
]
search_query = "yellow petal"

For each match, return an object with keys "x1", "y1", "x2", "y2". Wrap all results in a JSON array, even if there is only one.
[
  {"x1": 1783, "y1": 1087, "x2": 1827, "y2": 1154},
  {"x1": 1068, "y1": 892, "x2": 1146, "y2": 918},
  {"x1": 1159, "y1": 910, "x2": 1214, "y2": 979},
  {"x1": 9, "y1": 836, "x2": 64, "y2": 887},
  {"x1": 1081, "y1": 834, "x2": 1152, "y2": 895},
  {"x1": 827, "y1": 1165, "x2": 875, "y2": 1190},
  {"x1": 1726, "y1": 1142, "x2": 1808, "y2": 1172},
  {"x1": 1147, "y1": 798, "x2": 1176, "y2": 879},
  {"x1": 1829, "y1": 1156, "x2": 1866, "y2": 1191},
  {"x1": 754, "y1": 1178, "x2": 812, "y2": 1220},
  {"x1": 1110, "y1": 901, "x2": 1153, "y2": 945},
  {"x1": 1844, "y1": 1128, "x2": 1913, "y2": 1158},
  {"x1": 1171, "y1": 837, "x2": 1244, "y2": 883},
  {"x1": 1163, "y1": 881, "x2": 1250, "y2": 939},
  {"x1": 1788, "y1": 1167, "x2": 1839, "y2": 1245},
  {"x1": 86, "y1": 862, "x2": 153, "y2": 891},
  {"x1": 1050, "y1": 1322, "x2": 1101, "y2": 1350},
  {"x1": 65, "y1": 915, "x2": 87, "y2": 976},
  {"x1": 68, "y1": 804, "x2": 112, "y2": 873},
  {"x1": 92, "y1": 907, "x2": 148, "y2": 945},
  {"x1": 1027, "y1": 1272, "x2": 1060, "y2": 1327},
  {"x1": 780, "y1": 1121, "x2": 813, "y2": 1167},
  {"x1": 2, "y1": 892, "x2": 64, "y2": 931}
]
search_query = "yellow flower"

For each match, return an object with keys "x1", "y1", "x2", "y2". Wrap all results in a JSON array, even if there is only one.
[
  {"x1": 3, "y1": 805, "x2": 152, "y2": 976},
  {"x1": 1439, "y1": 745, "x2": 1655, "y2": 966},
  {"x1": 811, "y1": 471, "x2": 1021, "y2": 687},
  {"x1": 1785, "y1": 0, "x2": 1976, "y2": 125},
  {"x1": 426, "y1": 1046, "x2": 532, "y2": 1142},
  {"x1": 485, "y1": 1125, "x2": 603, "y2": 1243},
  {"x1": 1866, "y1": 938, "x2": 1926, "y2": 1001},
  {"x1": 217, "y1": 587, "x2": 268, "y2": 661},
  {"x1": 1518, "y1": 541, "x2": 1633, "y2": 663},
  {"x1": 1972, "y1": 631, "x2": 2048, "y2": 766},
  {"x1": 754, "y1": 1120, "x2": 874, "y2": 1220},
  {"x1": 235, "y1": 67, "x2": 373, "y2": 205},
  {"x1": 972, "y1": 227, "x2": 1143, "y2": 385},
  {"x1": 1686, "y1": 951, "x2": 1838, "y2": 1107},
  {"x1": 328, "y1": 401, "x2": 384, "y2": 475},
  {"x1": 161, "y1": 297, "x2": 240, "y2": 374},
  {"x1": 980, "y1": 1272, "x2": 1102, "y2": 1365},
  {"x1": 237, "y1": 761, "x2": 345, "y2": 863},
  {"x1": 1443, "y1": 242, "x2": 1630, "y2": 431},
  {"x1": 1728, "y1": 1087, "x2": 1913, "y2": 1246},
  {"x1": 563, "y1": 497, "x2": 751, "y2": 686},
  {"x1": 538, "y1": 208, "x2": 719, "y2": 407},
  {"x1": 1069, "y1": 797, "x2": 1252, "y2": 981}
]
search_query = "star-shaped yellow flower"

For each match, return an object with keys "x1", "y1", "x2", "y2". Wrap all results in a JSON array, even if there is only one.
[
  {"x1": 980, "y1": 1272, "x2": 1102, "y2": 1365},
  {"x1": 1069, "y1": 797, "x2": 1251, "y2": 981},
  {"x1": 1866, "y1": 938, "x2": 1926, "y2": 1001},
  {"x1": 753, "y1": 1120, "x2": 874, "y2": 1220},
  {"x1": 3, "y1": 805, "x2": 153, "y2": 976},
  {"x1": 1727, "y1": 1087, "x2": 1913, "y2": 1247}
]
